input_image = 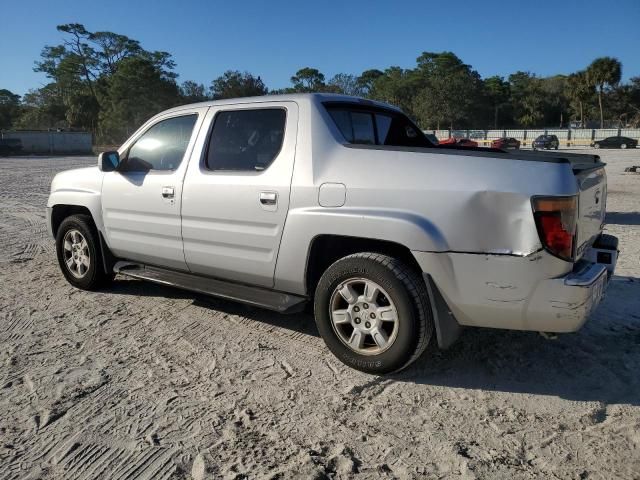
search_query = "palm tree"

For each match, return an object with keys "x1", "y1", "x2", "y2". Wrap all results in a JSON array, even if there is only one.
[{"x1": 587, "y1": 57, "x2": 622, "y2": 128}]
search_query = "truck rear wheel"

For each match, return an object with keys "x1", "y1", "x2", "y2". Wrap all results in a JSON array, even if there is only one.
[
  {"x1": 55, "y1": 214, "x2": 113, "y2": 291},
  {"x1": 314, "y1": 253, "x2": 433, "y2": 374}
]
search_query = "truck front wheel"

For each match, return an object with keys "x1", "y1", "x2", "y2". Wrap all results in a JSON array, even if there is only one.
[
  {"x1": 55, "y1": 214, "x2": 113, "y2": 291},
  {"x1": 314, "y1": 253, "x2": 433, "y2": 374}
]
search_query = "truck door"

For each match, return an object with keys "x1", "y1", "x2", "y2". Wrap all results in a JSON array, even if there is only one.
[
  {"x1": 181, "y1": 101, "x2": 298, "y2": 287},
  {"x1": 101, "y1": 108, "x2": 207, "y2": 270}
]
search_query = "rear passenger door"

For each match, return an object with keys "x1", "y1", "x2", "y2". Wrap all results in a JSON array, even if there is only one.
[{"x1": 181, "y1": 102, "x2": 298, "y2": 287}]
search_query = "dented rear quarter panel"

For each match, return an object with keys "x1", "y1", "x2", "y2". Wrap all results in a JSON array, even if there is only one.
[{"x1": 275, "y1": 95, "x2": 579, "y2": 293}]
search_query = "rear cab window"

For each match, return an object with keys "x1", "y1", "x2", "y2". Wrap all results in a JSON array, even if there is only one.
[{"x1": 324, "y1": 102, "x2": 434, "y2": 148}]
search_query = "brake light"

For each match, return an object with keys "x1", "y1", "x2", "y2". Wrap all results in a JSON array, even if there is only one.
[{"x1": 532, "y1": 196, "x2": 577, "y2": 261}]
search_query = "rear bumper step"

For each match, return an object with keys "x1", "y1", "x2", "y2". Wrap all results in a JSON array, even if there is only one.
[{"x1": 114, "y1": 262, "x2": 307, "y2": 313}]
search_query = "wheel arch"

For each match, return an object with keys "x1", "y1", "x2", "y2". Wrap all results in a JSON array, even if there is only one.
[
  {"x1": 50, "y1": 204, "x2": 116, "y2": 275},
  {"x1": 50, "y1": 204, "x2": 94, "y2": 238},
  {"x1": 304, "y1": 234, "x2": 422, "y2": 297}
]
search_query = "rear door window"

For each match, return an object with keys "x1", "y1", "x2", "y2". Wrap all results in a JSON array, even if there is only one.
[{"x1": 205, "y1": 108, "x2": 286, "y2": 171}]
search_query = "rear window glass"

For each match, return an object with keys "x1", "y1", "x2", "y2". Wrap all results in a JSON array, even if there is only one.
[{"x1": 325, "y1": 103, "x2": 433, "y2": 148}]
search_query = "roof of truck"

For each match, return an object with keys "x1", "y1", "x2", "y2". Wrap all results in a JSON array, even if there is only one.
[{"x1": 162, "y1": 93, "x2": 400, "y2": 115}]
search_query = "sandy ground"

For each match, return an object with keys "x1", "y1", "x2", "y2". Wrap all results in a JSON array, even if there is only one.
[{"x1": 0, "y1": 149, "x2": 639, "y2": 480}]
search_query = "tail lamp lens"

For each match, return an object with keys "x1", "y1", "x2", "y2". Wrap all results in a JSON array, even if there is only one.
[{"x1": 532, "y1": 196, "x2": 577, "y2": 261}]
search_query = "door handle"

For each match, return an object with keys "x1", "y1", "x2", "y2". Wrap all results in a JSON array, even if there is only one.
[
  {"x1": 259, "y1": 191, "x2": 277, "y2": 205},
  {"x1": 162, "y1": 186, "x2": 175, "y2": 198}
]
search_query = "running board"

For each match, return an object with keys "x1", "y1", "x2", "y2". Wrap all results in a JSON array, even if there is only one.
[{"x1": 113, "y1": 262, "x2": 307, "y2": 313}]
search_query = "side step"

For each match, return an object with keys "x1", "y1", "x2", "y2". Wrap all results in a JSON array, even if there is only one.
[{"x1": 113, "y1": 262, "x2": 307, "y2": 313}]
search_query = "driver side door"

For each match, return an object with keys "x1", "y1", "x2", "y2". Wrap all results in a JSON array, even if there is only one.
[{"x1": 101, "y1": 109, "x2": 207, "y2": 270}]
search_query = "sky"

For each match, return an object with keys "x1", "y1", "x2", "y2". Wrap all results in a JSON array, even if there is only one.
[{"x1": 1, "y1": 0, "x2": 639, "y2": 96}]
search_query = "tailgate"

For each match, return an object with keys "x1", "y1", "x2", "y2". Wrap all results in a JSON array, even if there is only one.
[{"x1": 574, "y1": 165, "x2": 607, "y2": 259}]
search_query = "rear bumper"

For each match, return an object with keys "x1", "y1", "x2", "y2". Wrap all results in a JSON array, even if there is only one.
[
  {"x1": 524, "y1": 261, "x2": 609, "y2": 332},
  {"x1": 412, "y1": 234, "x2": 618, "y2": 334}
]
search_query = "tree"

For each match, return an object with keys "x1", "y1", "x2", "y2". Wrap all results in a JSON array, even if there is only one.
[
  {"x1": 210, "y1": 70, "x2": 267, "y2": 99},
  {"x1": 89, "y1": 31, "x2": 143, "y2": 75},
  {"x1": 565, "y1": 72, "x2": 593, "y2": 127},
  {"x1": 368, "y1": 67, "x2": 419, "y2": 117},
  {"x1": 484, "y1": 76, "x2": 510, "y2": 128},
  {"x1": 412, "y1": 52, "x2": 482, "y2": 129},
  {"x1": 587, "y1": 57, "x2": 622, "y2": 128},
  {"x1": 508, "y1": 72, "x2": 545, "y2": 127},
  {"x1": 0, "y1": 89, "x2": 21, "y2": 130},
  {"x1": 626, "y1": 77, "x2": 640, "y2": 127},
  {"x1": 540, "y1": 75, "x2": 569, "y2": 127},
  {"x1": 180, "y1": 81, "x2": 209, "y2": 103},
  {"x1": 327, "y1": 73, "x2": 362, "y2": 96},
  {"x1": 357, "y1": 69, "x2": 384, "y2": 97},
  {"x1": 100, "y1": 57, "x2": 180, "y2": 142},
  {"x1": 15, "y1": 85, "x2": 67, "y2": 130},
  {"x1": 34, "y1": 23, "x2": 179, "y2": 134},
  {"x1": 290, "y1": 68, "x2": 326, "y2": 92}
]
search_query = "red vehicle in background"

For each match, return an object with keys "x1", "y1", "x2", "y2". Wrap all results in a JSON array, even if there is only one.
[
  {"x1": 491, "y1": 137, "x2": 521, "y2": 150},
  {"x1": 438, "y1": 137, "x2": 479, "y2": 147}
]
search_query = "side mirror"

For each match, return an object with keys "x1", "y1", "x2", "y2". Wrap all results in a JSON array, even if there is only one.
[{"x1": 98, "y1": 151, "x2": 120, "y2": 172}]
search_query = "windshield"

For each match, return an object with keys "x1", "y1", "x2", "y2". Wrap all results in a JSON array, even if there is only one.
[{"x1": 324, "y1": 102, "x2": 434, "y2": 148}]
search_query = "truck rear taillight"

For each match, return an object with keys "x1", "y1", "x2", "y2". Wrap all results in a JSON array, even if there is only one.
[{"x1": 532, "y1": 196, "x2": 577, "y2": 261}]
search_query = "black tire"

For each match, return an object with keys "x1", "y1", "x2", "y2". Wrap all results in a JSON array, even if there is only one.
[
  {"x1": 55, "y1": 214, "x2": 113, "y2": 290},
  {"x1": 594, "y1": 143, "x2": 601, "y2": 149},
  {"x1": 620, "y1": 143, "x2": 627, "y2": 149},
  {"x1": 314, "y1": 253, "x2": 433, "y2": 374}
]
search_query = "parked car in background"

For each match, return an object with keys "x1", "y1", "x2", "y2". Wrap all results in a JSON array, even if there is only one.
[
  {"x1": 491, "y1": 137, "x2": 521, "y2": 150},
  {"x1": 456, "y1": 138, "x2": 479, "y2": 147},
  {"x1": 424, "y1": 133, "x2": 439, "y2": 145},
  {"x1": 438, "y1": 137, "x2": 479, "y2": 147},
  {"x1": 591, "y1": 136, "x2": 638, "y2": 149},
  {"x1": 0, "y1": 138, "x2": 23, "y2": 156},
  {"x1": 532, "y1": 134, "x2": 559, "y2": 150}
]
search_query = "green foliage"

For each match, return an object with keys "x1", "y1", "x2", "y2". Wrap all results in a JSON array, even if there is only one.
[
  {"x1": 411, "y1": 52, "x2": 483, "y2": 129},
  {"x1": 587, "y1": 57, "x2": 623, "y2": 127},
  {"x1": 210, "y1": 71, "x2": 267, "y2": 99},
  {"x1": 367, "y1": 67, "x2": 419, "y2": 116},
  {"x1": 484, "y1": 76, "x2": 510, "y2": 128},
  {"x1": 507, "y1": 72, "x2": 545, "y2": 127},
  {"x1": 327, "y1": 73, "x2": 363, "y2": 96},
  {"x1": 290, "y1": 68, "x2": 326, "y2": 92},
  {"x1": 355, "y1": 70, "x2": 383, "y2": 96},
  {"x1": 14, "y1": 85, "x2": 67, "y2": 130},
  {"x1": 8, "y1": 26, "x2": 638, "y2": 141},
  {"x1": 0, "y1": 89, "x2": 22, "y2": 130},
  {"x1": 565, "y1": 71, "x2": 594, "y2": 127},
  {"x1": 28, "y1": 23, "x2": 180, "y2": 141},
  {"x1": 180, "y1": 81, "x2": 209, "y2": 103},
  {"x1": 99, "y1": 57, "x2": 181, "y2": 142}
]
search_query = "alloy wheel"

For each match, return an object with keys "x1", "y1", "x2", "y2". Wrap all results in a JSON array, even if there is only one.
[
  {"x1": 62, "y1": 229, "x2": 90, "y2": 278},
  {"x1": 329, "y1": 278, "x2": 399, "y2": 355}
]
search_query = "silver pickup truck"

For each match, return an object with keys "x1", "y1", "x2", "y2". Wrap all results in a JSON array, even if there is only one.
[{"x1": 47, "y1": 93, "x2": 618, "y2": 373}]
